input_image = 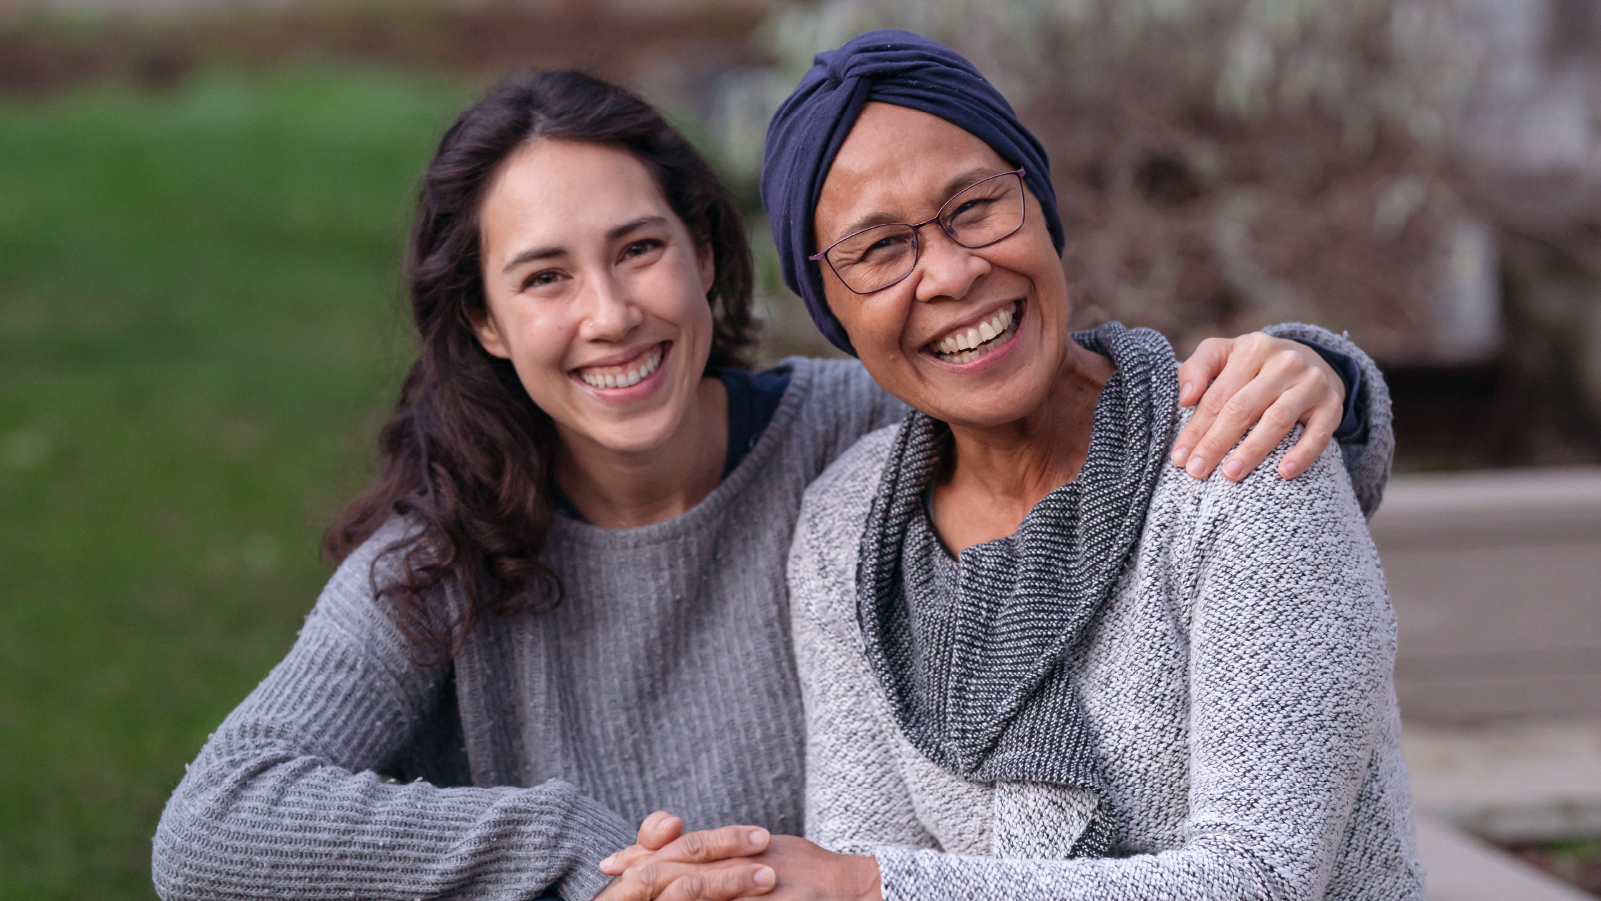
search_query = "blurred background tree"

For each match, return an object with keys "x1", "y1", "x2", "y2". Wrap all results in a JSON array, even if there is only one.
[{"x1": 0, "y1": 0, "x2": 1596, "y2": 897}]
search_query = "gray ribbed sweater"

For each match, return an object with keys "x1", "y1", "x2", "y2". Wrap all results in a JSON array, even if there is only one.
[
  {"x1": 787, "y1": 336, "x2": 1419, "y2": 899},
  {"x1": 153, "y1": 326, "x2": 1392, "y2": 901},
  {"x1": 151, "y1": 357, "x2": 902, "y2": 901}
]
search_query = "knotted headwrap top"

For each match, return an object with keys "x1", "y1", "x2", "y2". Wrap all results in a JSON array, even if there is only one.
[{"x1": 761, "y1": 29, "x2": 1064, "y2": 355}]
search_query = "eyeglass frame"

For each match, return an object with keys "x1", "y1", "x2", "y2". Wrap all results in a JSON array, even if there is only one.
[{"x1": 808, "y1": 167, "x2": 1029, "y2": 296}]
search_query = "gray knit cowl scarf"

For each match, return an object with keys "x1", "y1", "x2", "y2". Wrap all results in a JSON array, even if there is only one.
[{"x1": 854, "y1": 321, "x2": 1180, "y2": 857}]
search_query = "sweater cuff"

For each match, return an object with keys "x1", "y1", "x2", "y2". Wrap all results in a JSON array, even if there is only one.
[
  {"x1": 872, "y1": 846, "x2": 923, "y2": 901},
  {"x1": 551, "y1": 785, "x2": 637, "y2": 901}
]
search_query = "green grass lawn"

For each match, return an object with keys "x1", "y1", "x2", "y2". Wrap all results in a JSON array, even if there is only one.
[{"x1": 0, "y1": 65, "x2": 477, "y2": 899}]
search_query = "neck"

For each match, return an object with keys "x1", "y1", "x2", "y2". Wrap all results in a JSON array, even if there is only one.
[
  {"x1": 554, "y1": 376, "x2": 728, "y2": 530},
  {"x1": 933, "y1": 340, "x2": 1114, "y2": 551}
]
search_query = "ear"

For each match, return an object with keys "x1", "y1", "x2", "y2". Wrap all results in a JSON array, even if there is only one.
[
  {"x1": 696, "y1": 240, "x2": 717, "y2": 298},
  {"x1": 468, "y1": 304, "x2": 512, "y2": 360}
]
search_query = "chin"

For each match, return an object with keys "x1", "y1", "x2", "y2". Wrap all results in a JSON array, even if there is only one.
[{"x1": 915, "y1": 350, "x2": 1057, "y2": 429}]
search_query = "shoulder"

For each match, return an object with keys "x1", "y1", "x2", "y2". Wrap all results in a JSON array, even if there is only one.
[
  {"x1": 801, "y1": 422, "x2": 900, "y2": 522},
  {"x1": 780, "y1": 356, "x2": 889, "y2": 416},
  {"x1": 1192, "y1": 420, "x2": 1367, "y2": 540},
  {"x1": 1156, "y1": 413, "x2": 1389, "y2": 640},
  {"x1": 313, "y1": 516, "x2": 433, "y2": 647},
  {"x1": 772, "y1": 356, "x2": 905, "y2": 470}
]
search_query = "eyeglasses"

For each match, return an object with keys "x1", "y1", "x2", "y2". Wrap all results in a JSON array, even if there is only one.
[{"x1": 809, "y1": 168, "x2": 1028, "y2": 295}]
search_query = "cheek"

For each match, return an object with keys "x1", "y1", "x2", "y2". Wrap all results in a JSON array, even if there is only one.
[
  {"x1": 499, "y1": 307, "x2": 581, "y2": 391},
  {"x1": 642, "y1": 262, "x2": 715, "y2": 353}
]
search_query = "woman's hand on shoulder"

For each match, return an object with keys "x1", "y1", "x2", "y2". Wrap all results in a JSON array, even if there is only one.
[
  {"x1": 1172, "y1": 331, "x2": 1345, "y2": 482},
  {"x1": 596, "y1": 814, "x2": 881, "y2": 901}
]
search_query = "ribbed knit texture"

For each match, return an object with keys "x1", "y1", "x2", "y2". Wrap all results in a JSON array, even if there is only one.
[
  {"x1": 152, "y1": 357, "x2": 904, "y2": 901},
  {"x1": 788, "y1": 330, "x2": 1419, "y2": 899}
]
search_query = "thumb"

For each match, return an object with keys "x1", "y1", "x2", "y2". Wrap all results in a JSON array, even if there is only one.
[
  {"x1": 1176, "y1": 337, "x2": 1233, "y2": 407},
  {"x1": 638, "y1": 811, "x2": 683, "y2": 851}
]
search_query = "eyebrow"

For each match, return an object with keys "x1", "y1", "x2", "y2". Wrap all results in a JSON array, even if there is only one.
[
  {"x1": 831, "y1": 167, "x2": 1003, "y2": 239},
  {"x1": 499, "y1": 215, "x2": 670, "y2": 273}
]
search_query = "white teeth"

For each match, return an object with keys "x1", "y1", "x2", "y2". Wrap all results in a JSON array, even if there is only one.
[
  {"x1": 930, "y1": 303, "x2": 1020, "y2": 363},
  {"x1": 579, "y1": 345, "x2": 664, "y2": 389}
]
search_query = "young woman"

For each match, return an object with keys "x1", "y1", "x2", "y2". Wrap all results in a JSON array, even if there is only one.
[
  {"x1": 153, "y1": 69, "x2": 1390, "y2": 900},
  {"x1": 596, "y1": 32, "x2": 1416, "y2": 901}
]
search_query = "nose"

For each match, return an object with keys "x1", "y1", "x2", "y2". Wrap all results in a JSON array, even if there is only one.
[
  {"x1": 579, "y1": 271, "x2": 643, "y2": 341},
  {"x1": 911, "y1": 227, "x2": 990, "y2": 304}
]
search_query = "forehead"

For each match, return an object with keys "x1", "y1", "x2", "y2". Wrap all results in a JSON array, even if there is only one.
[
  {"x1": 479, "y1": 139, "x2": 674, "y2": 255},
  {"x1": 816, "y1": 103, "x2": 1010, "y2": 233}
]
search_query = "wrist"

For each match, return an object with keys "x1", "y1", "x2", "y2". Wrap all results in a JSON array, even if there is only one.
[{"x1": 850, "y1": 852, "x2": 883, "y2": 901}]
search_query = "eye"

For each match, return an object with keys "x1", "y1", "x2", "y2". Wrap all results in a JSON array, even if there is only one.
[
  {"x1": 521, "y1": 269, "x2": 566, "y2": 292},
  {"x1": 622, "y1": 239, "x2": 664, "y2": 260}
]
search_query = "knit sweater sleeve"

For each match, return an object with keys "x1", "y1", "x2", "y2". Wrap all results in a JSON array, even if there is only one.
[
  {"x1": 797, "y1": 435, "x2": 1397, "y2": 901},
  {"x1": 1262, "y1": 322, "x2": 1394, "y2": 519},
  {"x1": 152, "y1": 521, "x2": 635, "y2": 901}
]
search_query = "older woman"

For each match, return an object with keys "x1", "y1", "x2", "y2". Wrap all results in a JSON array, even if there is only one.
[{"x1": 598, "y1": 31, "x2": 1417, "y2": 901}]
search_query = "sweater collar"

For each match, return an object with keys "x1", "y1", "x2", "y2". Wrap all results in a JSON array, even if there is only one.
[{"x1": 854, "y1": 323, "x2": 1178, "y2": 840}]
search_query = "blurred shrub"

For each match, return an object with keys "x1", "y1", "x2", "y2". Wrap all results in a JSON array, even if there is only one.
[{"x1": 739, "y1": 0, "x2": 1600, "y2": 373}]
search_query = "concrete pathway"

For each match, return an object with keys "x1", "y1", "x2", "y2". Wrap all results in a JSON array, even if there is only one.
[{"x1": 1418, "y1": 816, "x2": 1595, "y2": 901}]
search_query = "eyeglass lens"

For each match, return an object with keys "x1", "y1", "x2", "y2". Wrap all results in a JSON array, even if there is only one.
[{"x1": 825, "y1": 172, "x2": 1025, "y2": 294}]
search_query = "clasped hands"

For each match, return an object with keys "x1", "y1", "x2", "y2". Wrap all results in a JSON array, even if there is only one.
[{"x1": 595, "y1": 811, "x2": 882, "y2": 901}]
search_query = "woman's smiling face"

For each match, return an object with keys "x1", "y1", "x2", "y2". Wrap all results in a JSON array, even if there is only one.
[
  {"x1": 473, "y1": 139, "x2": 716, "y2": 455},
  {"x1": 814, "y1": 103, "x2": 1075, "y2": 428}
]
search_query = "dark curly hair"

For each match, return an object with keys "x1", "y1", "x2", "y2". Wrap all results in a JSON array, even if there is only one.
[{"x1": 322, "y1": 70, "x2": 759, "y2": 665}]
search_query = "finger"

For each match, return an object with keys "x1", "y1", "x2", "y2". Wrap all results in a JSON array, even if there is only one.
[
  {"x1": 1187, "y1": 365, "x2": 1297, "y2": 481},
  {"x1": 639, "y1": 812, "x2": 684, "y2": 851},
  {"x1": 657, "y1": 863, "x2": 777, "y2": 901},
  {"x1": 1217, "y1": 382, "x2": 1321, "y2": 481},
  {"x1": 601, "y1": 844, "x2": 653, "y2": 877},
  {"x1": 653, "y1": 825, "x2": 771, "y2": 865},
  {"x1": 1278, "y1": 402, "x2": 1342, "y2": 480},
  {"x1": 607, "y1": 860, "x2": 775, "y2": 901},
  {"x1": 1173, "y1": 339, "x2": 1273, "y2": 471},
  {"x1": 1175, "y1": 337, "x2": 1234, "y2": 409},
  {"x1": 1180, "y1": 356, "x2": 1289, "y2": 478}
]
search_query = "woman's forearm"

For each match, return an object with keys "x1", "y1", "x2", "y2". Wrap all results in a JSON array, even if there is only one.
[{"x1": 154, "y1": 525, "x2": 635, "y2": 901}]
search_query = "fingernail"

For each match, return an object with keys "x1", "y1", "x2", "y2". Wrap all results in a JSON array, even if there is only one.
[
  {"x1": 1186, "y1": 456, "x2": 1206, "y2": 478},
  {"x1": 600, "y1": 855, "x2": 615, "y2": 869},
  {"x1": 1181, "y1": 382, "x2": 1195, "y2": 401},
  {"x1": 1171, "y1": 445, "x2": 1189, "y2": 465},
  {"x1": 748, "y1": 827, "x2": 770, "y2": 845},
  {"x1": 755, "y1": 867, "x2": 776, "y2": 889},
  {"x1": 1281, "y1": 459, "x2": 1298, "y2": 478},
  {"x1": 1223, "y1": 459, "x2": 1243, "y2": 480}
]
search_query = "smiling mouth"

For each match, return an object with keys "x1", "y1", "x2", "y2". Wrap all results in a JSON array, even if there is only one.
[
  {"x1": 928, "y1": 301, "x2": 1020, "y2": 364},
  {"x1": 575, "y1": 342, "x2": 666, "y2": 389}
]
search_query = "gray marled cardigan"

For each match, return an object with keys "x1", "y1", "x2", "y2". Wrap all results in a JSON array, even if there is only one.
[{"x1": 787, "y1": 336, "x2": 1420, "y2": 900}]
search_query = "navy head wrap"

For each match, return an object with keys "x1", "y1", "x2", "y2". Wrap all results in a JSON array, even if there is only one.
[{"x1": 761, "y1": 29, "x2": 1063, "y2": 355}]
